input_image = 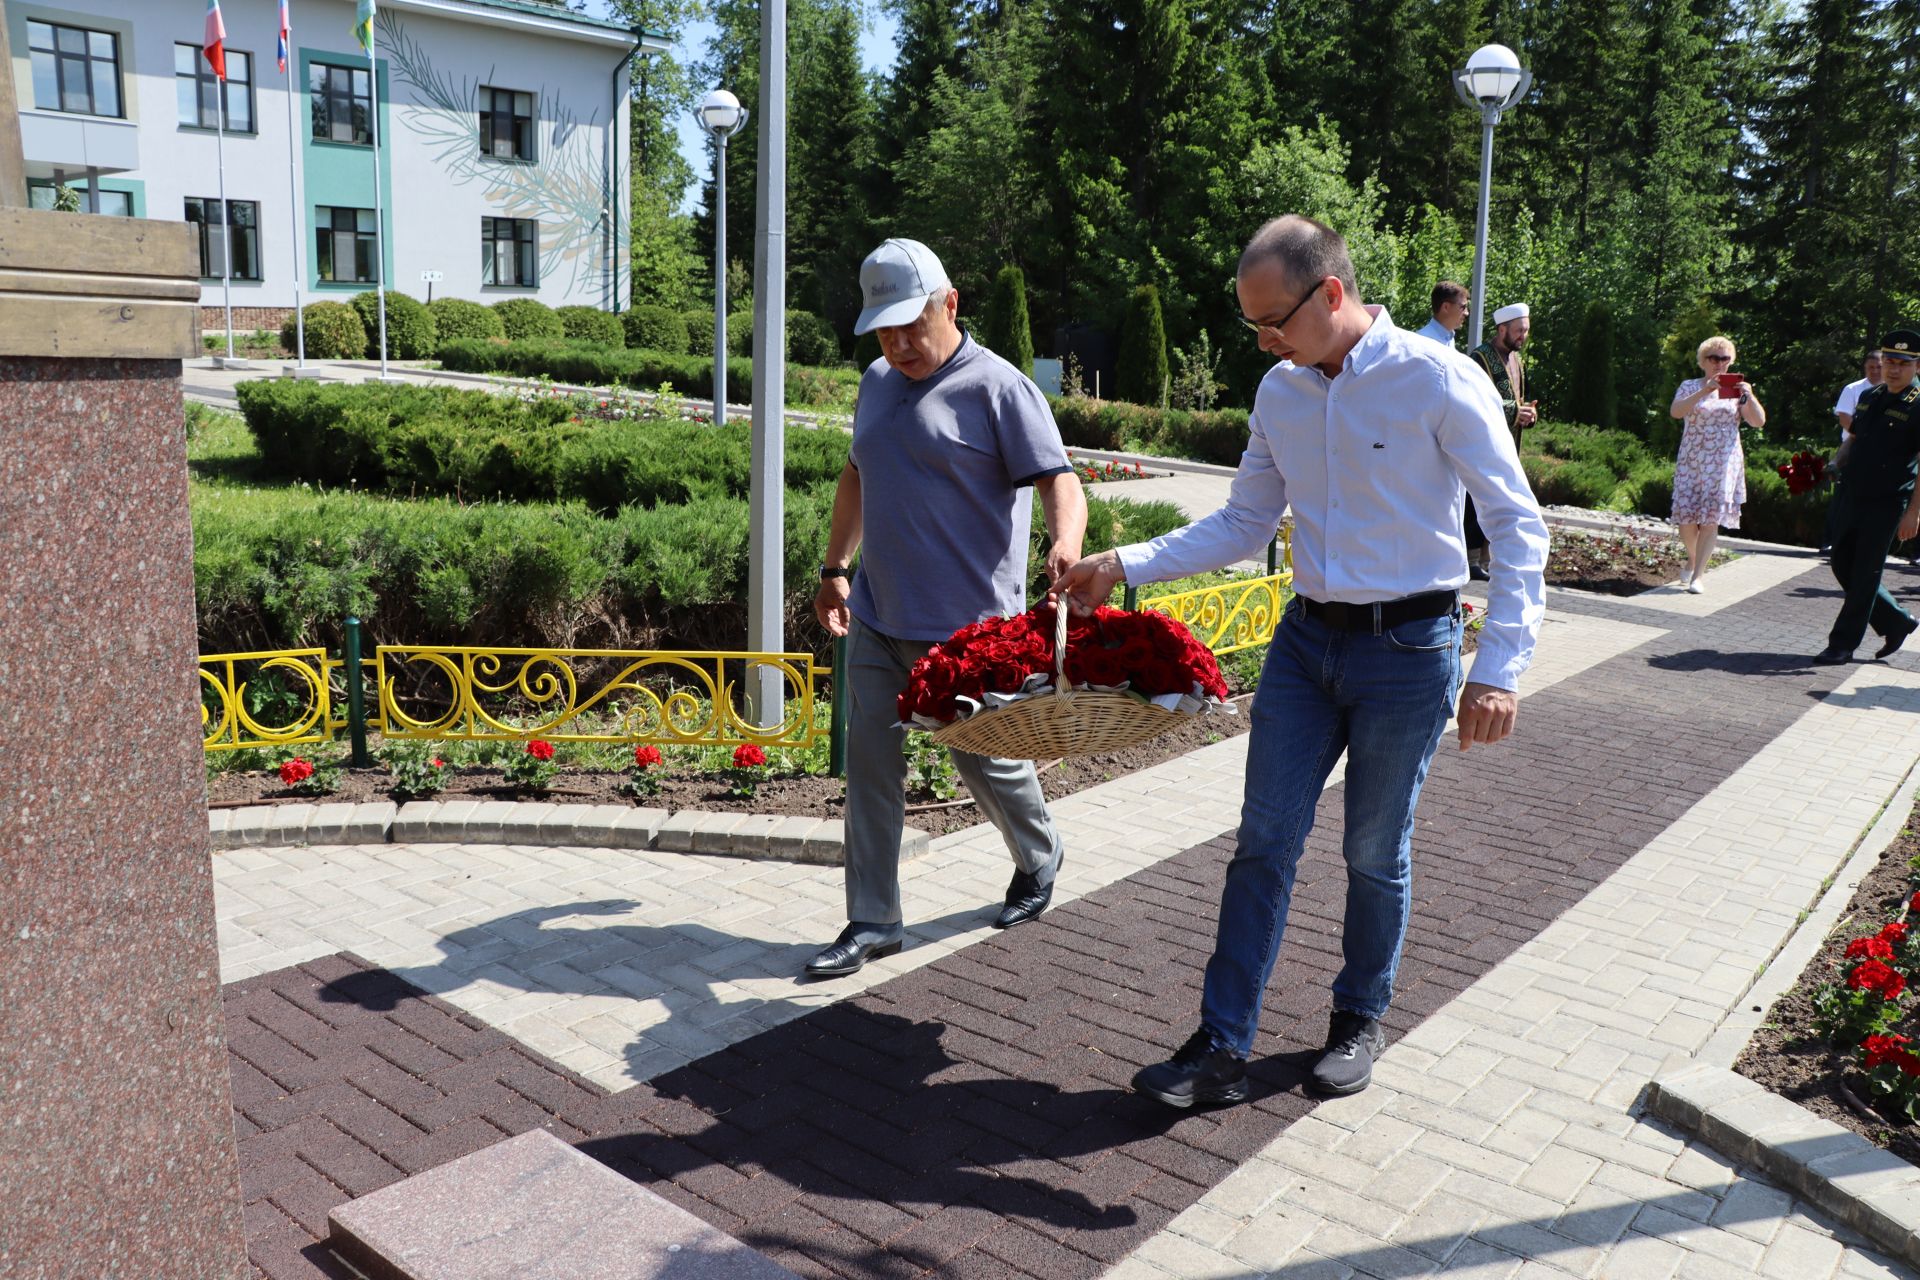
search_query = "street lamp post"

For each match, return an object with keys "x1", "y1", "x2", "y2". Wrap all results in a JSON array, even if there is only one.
[
  {"x1": 696, "y1": 89, "x2": 747, "y2": 427},
  {"x1": 1453, "y1": 44, "x2": 1532, "y2": 350}
]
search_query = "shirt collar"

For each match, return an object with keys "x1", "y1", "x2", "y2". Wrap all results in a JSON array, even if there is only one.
[{"x1": 1344, "y1": 305, "x2": 1395, "y2": 377}]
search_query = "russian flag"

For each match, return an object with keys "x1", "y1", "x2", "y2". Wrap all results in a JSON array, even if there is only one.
[
  {"x1": 277, "y1": 0, "x2": 289, "y2": 74},
  {"x1": 202, "y1": 0, "x2": 226, "y2": 80}
]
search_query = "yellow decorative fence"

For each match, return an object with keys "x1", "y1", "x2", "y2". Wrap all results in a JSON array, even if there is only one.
[{"x1": 199, "y1": 529, "x2": 1293, "y2": 757}]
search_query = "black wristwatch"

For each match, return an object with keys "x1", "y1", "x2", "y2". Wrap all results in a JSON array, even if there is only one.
[{"x1": 819, "y1": 565, "x2": 850, "y2": 581}]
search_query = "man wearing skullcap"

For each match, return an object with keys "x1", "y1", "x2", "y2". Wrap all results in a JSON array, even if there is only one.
[
  {"x1": 1463, "y1": 304, "x2": 1537, "y2": 577},
  {"x1": 1815, "y1": 328, "x2": 1920, "y2": 665}
]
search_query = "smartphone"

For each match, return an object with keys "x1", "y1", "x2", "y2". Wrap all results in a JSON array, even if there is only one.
[{"x1": 1717, "y1": 372, "x2": 1742, "y2": 398}]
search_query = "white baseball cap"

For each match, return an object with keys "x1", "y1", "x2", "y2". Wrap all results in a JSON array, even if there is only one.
[{"x1": 853, "y1": 238, "x2": 951, "y2": 335}]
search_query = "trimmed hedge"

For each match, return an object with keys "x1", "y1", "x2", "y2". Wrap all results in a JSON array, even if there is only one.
[
  {"x1": 281, "y1": 301, "x2": 366, "y2": 359},
  {"x1": 492, "y1": 297, "x2": 565, "y2": 342},
  {"x1": 351, "y1": 290, "x2": 438, "y2": 360},
  {"x1": 433, "y1": 338, "x2": 861, "y2": 408},
  {"x1": 726, "y1": 309, "x2": 753, "y2": 356},
  {"x1": 233, "y1": 379, "x2": 852, "y2": 509},
  {"x1": 1050, "y1": 396, "x2": 1250, "y2": 467},
  {"x1": 623, "y1": 305, "x2": 690, "y2": 355},
  {"x1": 192, "y1": 459, "x2": 1188, "y2": 653},
  {"x1": 681, "y1": 308, "x2": 716, "y2": 357},
  {"x1": 558, "y1": 305, "x2": 625, "y2": 348},
  {"x1": 725, "y1": 309, "x2": 842, "y2": 364},
  {"x1": 427, "y1": 297, "x2": 506, "y2": 342}
]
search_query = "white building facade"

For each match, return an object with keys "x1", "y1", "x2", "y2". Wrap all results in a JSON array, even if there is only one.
[{"x1": 8, "y1": 0, "x2": 663, "y2": 330}]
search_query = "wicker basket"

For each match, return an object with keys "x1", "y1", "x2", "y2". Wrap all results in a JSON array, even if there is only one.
[{"x1": 926, "y1": 605, "x2": 1191, "y2": 761}]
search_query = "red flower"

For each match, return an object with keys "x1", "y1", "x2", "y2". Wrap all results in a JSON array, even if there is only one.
[
  {"x1": 634, "y1": 745, "x2": 662, "y2": 769},
  {"x1": 430, "y1": 757, "x2": 445, "y2": 769},
  {"x1": 733, "y1": 743, "x2": 767, "y2": 768},
  {"x1": 278, "y1": 758, "x2": 315, "y2": 786},
  {"x1": 526, "y1": 739, "x2": 556, "y2": 761},
  {"x1": 1864, "y1": 1034, "x2": 1920, "y2": 1076},
  {"x1": 1847, "y1": 959, "x2": 1907, "y2": 1000},
  {"x1": 1912, "y1": 890, "x2": 1920, "y2": 912},
  {"x1": 1846, "y1": 936, "x2": 1896, "y2": 962},
  {"x1": 1879, "y1": 920, "x2": 1910, "y2": 946}
]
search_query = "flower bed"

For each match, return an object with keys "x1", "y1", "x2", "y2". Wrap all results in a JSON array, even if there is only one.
[
  {"x1": 1065, "y1": 453, "x2": 1164, "y2": 483},
  {"x1": 1545, "y1": 528, "x2": 1735, "y2": 595},
  {"x1": 1735, "y1": 806, "x2": 1920, "y2": 1164}
]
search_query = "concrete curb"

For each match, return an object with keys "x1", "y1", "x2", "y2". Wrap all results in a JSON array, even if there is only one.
[
  {"x1": 207, "y1": 800, "x2": 927, "y2": 864},
  {"x1": 1646, "y1": 1064, "x2": 1920, "y2": 1269}
]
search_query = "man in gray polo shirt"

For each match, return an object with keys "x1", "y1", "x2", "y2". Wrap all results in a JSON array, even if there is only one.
[{"x1": 807, "y1": 238, "x2": 1088, "y2": 978}]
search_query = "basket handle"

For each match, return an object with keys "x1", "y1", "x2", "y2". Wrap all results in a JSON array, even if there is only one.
[{"x1": 1052, "y1": 603, "x2": 1070, "y2": 695}]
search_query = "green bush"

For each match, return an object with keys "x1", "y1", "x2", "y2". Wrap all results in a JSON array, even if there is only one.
[
  {"x1": 681, "y1": 308, "x2": 715, "y2": 357},
  {"x1": 1118, "y1": 284, "x2": 1170, "y2": 408},
  {"x1": 558, "y1": 305, "x2": 625, "y2": 348},
  {"x1": 281, "y1": 301, "x2": 366, "y2": 359},
  {"x1": 1566, "y1": 301, "x2": 1618, "y2": 430},
  {"x1": 350, "y1": 290, "x2": 438, "y2": 360},
  {"x1": 623, "y1": 305, "x2": 690, "y2": 355},
  {"x1": 1526, "y1": 458, "x2": 1620, "y2": 508},
  {"x1": 1617, "y1": 459, "x2": 1675, "y2": 517},
  {"x1": 1526, "y1": 420, "x2": 1653, "y2": 476},
  {"x1": 853, "y1": 330, "x2": 882, "y2": 370},
  {"x1": 786, "y1": 310, "x2": 841, "y2": 366},
  {"x1": 1736, "y1": 465, "x2": 1826, "y2": 546},
  {"x1": 434, "y1": 338, "x2": 861, "y2": 408},
  {"x1": 493, "y1": 297, "x2": 565, "y2": 342},
  {"x1": 725, "y1": 309, "x2": 754, "y2": 357},
  {"x1": 982, "y1": 266, "x2": 1035, "y2": 376},
  {"x1": 427, "y1": 297, "x2": 505, "y2": 342},
  {"x1": 1049, "y1": 396, "x2": 1249, "y2": 467}
]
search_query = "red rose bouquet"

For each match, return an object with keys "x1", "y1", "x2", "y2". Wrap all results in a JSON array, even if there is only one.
[{"x1": 898, "y1": 603, "x2": 1230, "y2": 730}]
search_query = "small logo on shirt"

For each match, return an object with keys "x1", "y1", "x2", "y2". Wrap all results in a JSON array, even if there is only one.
[{"x1": 1372, "y1": 442, "x2": 1385, "y2": 449}]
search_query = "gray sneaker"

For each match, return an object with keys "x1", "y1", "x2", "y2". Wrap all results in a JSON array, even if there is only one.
[{"x1": 1311, "y1": 1010, "x2": 1385, "y2": 1095}]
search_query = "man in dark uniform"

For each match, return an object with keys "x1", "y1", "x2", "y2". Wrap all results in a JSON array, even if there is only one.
[
  {"x1": 1463, "y1": 303, "x2": 1537, "y2": 579},
  {"x1": 1815, "y1": 328, "x2": 1920, "y2": 665}
]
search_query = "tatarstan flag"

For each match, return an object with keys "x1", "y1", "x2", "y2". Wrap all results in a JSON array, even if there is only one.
[
  {"x1": 202, "y1": 0, "x2": 227, "y2": 79},
  {"x1": 354, "y1": 0, "x2": 375, "y2": 52}
]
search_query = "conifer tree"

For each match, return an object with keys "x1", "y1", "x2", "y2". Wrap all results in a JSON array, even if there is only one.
[
  {"x1": 1118, "y1": 285, "x2": 1170, "y2": 408},
  {"x1": 982, "y1": 266, "x2": 1034, "y2": 375}
]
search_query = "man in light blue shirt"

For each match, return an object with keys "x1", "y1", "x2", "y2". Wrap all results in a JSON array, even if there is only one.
[
  {"x1": 1412, "y1": 280, "x2": 1469, "y2": 349},
  {"x1": 1060, "y1": 216, "x2": 1547, "y2": 1107}
]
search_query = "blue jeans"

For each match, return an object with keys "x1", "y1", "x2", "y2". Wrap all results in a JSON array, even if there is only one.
[{"x1": 1201, "y1": 598, "x2": 1461, "y2": 1056}]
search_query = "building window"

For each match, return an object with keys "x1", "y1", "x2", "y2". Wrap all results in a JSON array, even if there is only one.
[
  {"x1": 479, "y1": 87, "x2": 535, "y2": 161},
  {"x1": 28, "y1": 182, "x2": 132, "y2": 216},
  {"x1": 186, "y1": 198, "x2": 261, "y2": 281},
  {"x1": 482, "y1": 218, "x2": 538, "y2": 287},
  {"x1": 317, "y1": 206, "x2": 379, "y2": 283},
  {"x1": 176, "y1": 44, "x2": 254, "y2": 132},
  {"x1": 27, "y1": 20, "x2": 122, "y2": 118},
  {"x1": 310, "y1": 63, "x2": 373, "y2": 146}
]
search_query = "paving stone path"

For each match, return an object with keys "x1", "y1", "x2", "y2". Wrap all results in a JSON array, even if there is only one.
[{"x1": 217, "y1": 549, "x2": 1920, "y2": 1280}]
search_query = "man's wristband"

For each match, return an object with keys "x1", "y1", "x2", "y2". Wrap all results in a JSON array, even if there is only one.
[{"x1": 819, "y1": 565, "x2": 850, "y2": 581}]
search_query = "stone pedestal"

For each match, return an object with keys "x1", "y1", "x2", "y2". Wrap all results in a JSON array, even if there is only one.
[{"x1": 0, "y1": 204, "x2": 247, "y2": 1276}]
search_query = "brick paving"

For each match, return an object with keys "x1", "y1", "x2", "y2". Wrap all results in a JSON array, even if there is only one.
[{"x1": 222, "y1": 556, "x2": 1920, "y2": 1279}]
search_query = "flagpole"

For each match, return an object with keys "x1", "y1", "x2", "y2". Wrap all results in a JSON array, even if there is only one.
[
  {"x1": 367, "y1": 15, "x2": 389, "y2": 378},
  {"x1": 283, "y1": 6, "x2": 305, "y2": 366},
  {"x1": 215, "y1": 84, "x2": 235, "y2": 361}
]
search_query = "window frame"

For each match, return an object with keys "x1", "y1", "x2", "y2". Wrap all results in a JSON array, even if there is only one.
[
  {"x1": 27, "y1": 181, "x2": 133, "y2": 216},
  {"x1": 309, "y1": 61, "x2": 374, "y2": 147},
  {"x1": 481, "y1": 217, "x2": 539, "y2": 288},
  {"x1": 316, "y1": 205, "x2": 379, "y2": 284},
  {"x1": 175, "y1": 43, "x2": 255, "y2": 133},
  {"x1": 478, "y1": 86, "x2": 536, "y2": 163},
  {"x1": 27, "y1": 19, "x2": 123, "y2": 119},
  {"x1": 185, "y1": 198, "x2": 263, "y2": 282}
]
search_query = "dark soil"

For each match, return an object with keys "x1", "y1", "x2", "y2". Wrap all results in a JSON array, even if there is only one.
[
  {"x1": 1545, "y1": 527, "x2": 1705, "y2": 595},
  {"x1": 207, "y1": 694, "x2": 1256, "y2": 838},
  {"x1": 1733, "y1": 809, "x2": 1920, "y2": 1166}
]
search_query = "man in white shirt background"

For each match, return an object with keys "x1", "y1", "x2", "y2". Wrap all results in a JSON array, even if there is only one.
[
  {"x1": 1827, "y1": 350, "x2": 1883, "y2": 557},
  {"x1": 1413, "y1": 281, "x2": 1469, "y2": 349},
  {"x1": 1059, "y1": 215, "x2": 1548, "y2": 1107}
]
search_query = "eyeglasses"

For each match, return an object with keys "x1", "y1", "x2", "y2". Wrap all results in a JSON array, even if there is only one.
[
  {"x1": 1240, "y1": 281, "x2": 1326, "y2": 338},
  {"x1": 1703, "y1": 354, "x2": 1732, "y2": 363}
]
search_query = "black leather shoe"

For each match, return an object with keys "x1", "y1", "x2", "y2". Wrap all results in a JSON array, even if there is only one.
[
  {"x1": 803, "y1": 923, "x2": 903, "y2": 978},
  {"x1": 1468, "y1": 563, "x2": 1491, "y2": 582},
  {"x1": 1813, "y1": 647, "x2": 1856, "y2": 666},
  {"x1": 1132, "y1": 1027, "x2": 1249, "y2": 1109},
  {"x1": 1877, "y1": 627, "x2": 1915, "y2": 659},
  {"x1": 994, "y1": 862, "x2": 1058, "y2": 929},
  {"x1": 1312, "y1": 1010, "x2": 1387, "y2": 1096}
]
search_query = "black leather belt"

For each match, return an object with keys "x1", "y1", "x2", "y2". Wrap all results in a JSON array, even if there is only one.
[{"x1": 1297, "y1": 590, "x2": 1458, "y2": 633}]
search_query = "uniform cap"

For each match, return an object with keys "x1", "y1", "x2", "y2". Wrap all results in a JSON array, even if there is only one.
[{"x1": 1880, "y1": 328, "x2": 1920, "y2": 360}]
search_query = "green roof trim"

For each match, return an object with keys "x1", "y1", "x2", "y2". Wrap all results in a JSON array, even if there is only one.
[{"x1": 436, "y1": 0, "x2": 669, "y2": 41}]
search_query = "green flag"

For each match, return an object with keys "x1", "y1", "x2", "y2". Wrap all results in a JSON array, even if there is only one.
[{"x1": 353, "y1": 0, "x2": 374, "y2": 51}]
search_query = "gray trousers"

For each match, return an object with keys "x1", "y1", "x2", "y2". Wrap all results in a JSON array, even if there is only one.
[{"x1": 843, "y1": 618, "x2": 1064, "y2": 926}]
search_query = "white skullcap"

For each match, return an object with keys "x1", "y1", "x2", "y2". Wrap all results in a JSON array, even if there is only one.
[{"x1": 1492, "y1": 303, "x2": 1529, "y2": 325}]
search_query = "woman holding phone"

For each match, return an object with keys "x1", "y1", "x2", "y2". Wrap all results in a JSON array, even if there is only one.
[{"x1": 1670, "y1": 335, "x2": 1766, "y2": 592}]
